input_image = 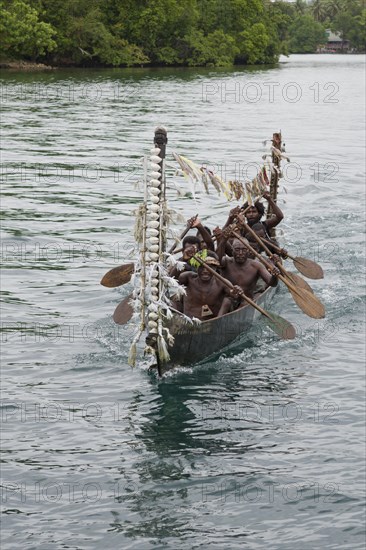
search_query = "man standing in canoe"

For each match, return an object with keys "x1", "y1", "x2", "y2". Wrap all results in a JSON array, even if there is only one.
[{"x1": 178, "y1": 256, "x2": 241, "y2": 320}]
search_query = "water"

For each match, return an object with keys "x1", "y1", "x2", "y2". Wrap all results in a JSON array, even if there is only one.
[{"x1": 1, "y1": 55, "x2": 365, "y2": 549}]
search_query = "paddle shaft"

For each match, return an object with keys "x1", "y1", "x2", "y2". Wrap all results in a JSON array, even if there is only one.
[
  {"x1": 236, "y1": 221, "x2": 296, "y2": 283},
  {"x1": 193, "y1": 255, "x2": 276, "y2": 322},
  {"x1": 230, "y1": 229, "x2": 299, "y2": 294},
  {"x1": 173, "y1": 205, "x2": 252, "y2": 256},
  {"x1": 239, "y1": 224, "x2": 289, "y2": 276},
  {"x1": 261, "y1": 237, "x2": 294, "y2": 260}
]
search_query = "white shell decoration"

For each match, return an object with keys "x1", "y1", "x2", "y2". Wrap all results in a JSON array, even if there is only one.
[
  {"x1": 149, "y1": 155, "x2": 162, "y2": 163},
  {"x1": 149, "y1": 162, "x2": 161, "y2": 171},
  {"x1": 147, "y1": 221, "x2": 160, "y2": 229},
  {"x1": 149, "y1": 188, "x2": 161, "y2": 196},
  {"x1": 150, "y1": 171, "x2": 161, "y2": 179},
  {"x1": 148, "y1": 253, "x2": 159, "y2": 261},
  {"x1": 149, "y1": 179, "x2": 161, "y2": 187},
  {"x1": 147, "y1": 228, "x2": 159, "y2": 237},
  {"x1": 150, "y1": 147, "x2": 161, "y2": 155},
  {"x1": 148, "y1": 320, "x2": 158, "y2": 329},
  {"x1": 148, "y1": 312, "x2": 158, "y2": 321},
  {"x1": 149, "y1": 205, "x2": 159, "y2": 213},
  {"x1": 148, "y1": 245, "x2": 159, "y2": 253}
]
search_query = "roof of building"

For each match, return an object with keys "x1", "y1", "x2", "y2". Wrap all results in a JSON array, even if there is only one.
[{"x1": 326, "y1": 30, "x2": 344, "y2": 42}]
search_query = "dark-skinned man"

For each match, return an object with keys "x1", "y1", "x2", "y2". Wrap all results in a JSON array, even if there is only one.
[
  {"x1": 178, "y1": 256, "x2": 241, "y2": 320},
  {"x1": 169, "y1": 236, "x2": 201, "y2": 280},
  {"x1": 224, "y1": 191, "x2": 284, "y2": 239},
  {"x1": 186, "y1": 216, "x2": 215, "y2": 251},
  {"x1": 217, "y1": 236, "x2": 280, "y2": 301}
]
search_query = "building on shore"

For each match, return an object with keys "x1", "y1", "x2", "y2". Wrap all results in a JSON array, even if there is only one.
[{"x1": 318, "y1": 30, "x2": 350, "y2": 53}]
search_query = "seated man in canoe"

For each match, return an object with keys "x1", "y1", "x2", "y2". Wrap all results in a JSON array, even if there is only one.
[
  {"x1": 244, "y1": 223, "x2": 282, "y2": 257},
  {"x1": 178, "y1": 256, "x2": 241, "y2": 321},
  {"x1": 217, "y1": 237, "x2": 279, "y2": 301},
  {"x1": 186, "y1": 216, "x2": 215, "y2": 251},
  {"x1": 169, "y1": 235, "x2": 201, "y2": 279},
  {"x1": 224, "y1": 191, "x2": 284, "y2": 238}
]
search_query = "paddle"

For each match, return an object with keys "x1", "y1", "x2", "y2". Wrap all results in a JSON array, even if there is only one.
[
  {"x1": 168, "y1": 214, "x2": 198, "y2": 254},
  {"x1": 113, "y1": 294, "x2": 134, "y2": 325},
  {"x1": 286, "y1": 271, "x2": 314, "y2": 293},
  {"x1": 100, "y1": 263, "x2": 134, "y2": 288},
  {"x1": 194, "y1": 255, "x2": 296, "y2": 340},
  {"x1": 261, "y1": 237, "x2": 324, "y2": 280},
  {"x1": 101, "y1": 206, "x2": 196, "y2": 292},
  {"x1": 230, "y1": 228, "x2": 325, "y2": 319},
  {"x1": 242, "y1": 234, "x2": 318, "y2": 294}
]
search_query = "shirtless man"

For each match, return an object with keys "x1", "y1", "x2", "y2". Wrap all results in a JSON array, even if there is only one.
[
  {"x1": 219, "y1": 238, "x2": 279, "y2": 300},
  {"x1": 187, "y1": 216, "x2": 215, "y2": 251},
  {"x1": 178, "y1": 256, "x2": 240, "y2": 320},
  {"x1": 224, "y1": 191, "x2": 284, "y2": 238},
  {"x1": 244, "y1": 223, "x2": 279, "y2": 256},
  {"x1": 169, "y1": 236, "x2": 201, "y2": 279}
]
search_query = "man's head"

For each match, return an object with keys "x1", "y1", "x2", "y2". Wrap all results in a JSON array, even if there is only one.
[
  {"x1": 182, "y1": 236, "x2": 201, "y2": 259},
  {"x1": 231, "y1": 238, "x2": 250, "y2": 264},
  {"x1": 250, "y1": 222, "x2": 266, "y2": 239},
  {"x1": 197, "y1": 256, "x2": 220, "y2": 282},
  {"x1": 243, "y1": 200, "x2": 265, "y2": 225}
]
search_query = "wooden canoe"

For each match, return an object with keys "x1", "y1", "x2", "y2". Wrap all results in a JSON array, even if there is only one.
[{"x1": 163, "y1": 285, "x2": 276, "y2": 370}]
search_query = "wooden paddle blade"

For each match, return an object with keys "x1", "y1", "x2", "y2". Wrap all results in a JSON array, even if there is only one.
[
  {"x1": 286, "y1": 271, "x2": 314, "y2": 294},
  {"x1": 265, "y1": 312, "x2": 296, "y2": 340},
  {"x1": 289, "y1": 287, "x2": 325, "y2": 319},
  {"x1": 113, "y1": 294, "x2": 134, "y2": 325},
  {"x1": 100, "y1": 263, "x2": 134, "y2": 288},
  {"x1": 293, "y1": 257, "x2": 324, "y2": 280}
]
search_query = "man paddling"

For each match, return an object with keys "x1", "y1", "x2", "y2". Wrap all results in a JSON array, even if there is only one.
[
  {"x1": 217, "y1": 237, "x2": 279, "y2": 300},
  {"x1": 178, "y1": 256, "x2": 240, "y2": 320},
  {"x1": 187, "y1": 216, "x2": 215, "y2": 251},
  {"x1": 225, "y1": 191, "x2": 284, "y2": 238}
]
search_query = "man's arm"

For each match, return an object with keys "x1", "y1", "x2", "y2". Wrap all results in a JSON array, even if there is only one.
[
  {"x1": 217, "y1": 296, "x2": 232, "y2": 317},
  {"x1": 256, "y1": 260, "x2": 279, "y2": 287},
  {"x1": 187, "y1": 216, "x2": 214, "y2": 250},
  {"x1": 191, "y1": 218, "x2": 215, "y2": 251},
  {"x1": 262, "y1": 191, "x2": 284, "y2": 229},
  {"x1": 223, "y1": 206, "x2": 241, "y2": 229},
  {"x1": 218, "y1": 284, "x2": 242, "y2": 316},
  {"x1": 178, "y1": 271, "x2": 193, "y2": 286}
]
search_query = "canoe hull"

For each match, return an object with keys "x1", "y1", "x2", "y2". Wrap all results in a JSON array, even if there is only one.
[{"x1": 164, "y1": 286, "x2": 276, "y2": 370}]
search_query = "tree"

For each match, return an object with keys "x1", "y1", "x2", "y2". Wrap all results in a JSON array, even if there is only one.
[
  {"x1": 331, "y1": 0, "x2": 366, "y2": 50},
  {"x1": 288, "y1": 14, "x2": 327, "y2": 53},
  {"x1": 311, "y1": 0, "x2": 328, "y2": 22},
  {"x1": 0, "y1": 0, "x2": 56, "y2": 59}
]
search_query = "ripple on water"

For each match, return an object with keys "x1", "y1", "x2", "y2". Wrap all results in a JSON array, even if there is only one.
[{"x1": 1, "y1": 56, "x2": 365, "y2": 550}]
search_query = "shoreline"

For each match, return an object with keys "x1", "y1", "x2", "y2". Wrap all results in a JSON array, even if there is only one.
[
  {"x1": 1, "y1": 52, "x2": 364, "y2": 73},
  {"x1": 0, "y1": 60, "x2": 55, "y2": 71}
]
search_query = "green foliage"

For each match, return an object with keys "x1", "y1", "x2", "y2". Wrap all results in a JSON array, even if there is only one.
[
  {"x1": 331, "y1": 0, "x2": 366, "y2": 50},
  {"x1": 1, "y1": 0, "x2": 364, "y2": 67},
  {"x1": 0, "y1": 0, "x2": 56, "y2": 59},
  {"x1": 288, "y1": 14, "x2": 327, "y2": 53},
  {"x1": 238, "y1": 23, "x2": 270, "y2": 64},
  {"x1": 184, "y1": 29, "x2": 239, "y2": 66}
]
